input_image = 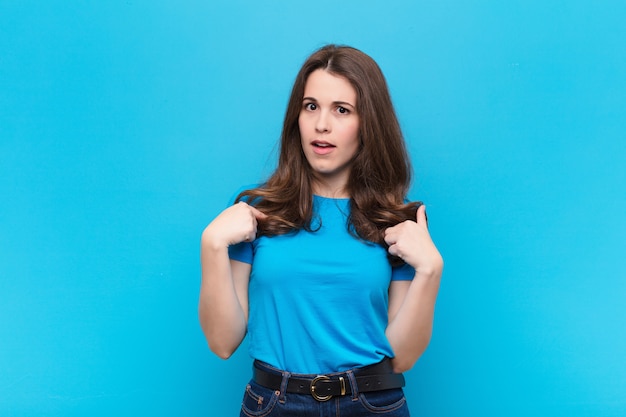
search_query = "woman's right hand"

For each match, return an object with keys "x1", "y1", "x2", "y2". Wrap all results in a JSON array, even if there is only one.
[{"x1": 202, "y1": 202, "x2": 268, "y2": 249}]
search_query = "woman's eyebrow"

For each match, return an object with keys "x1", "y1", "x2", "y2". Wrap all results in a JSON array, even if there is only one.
[
  {"x1": 302, "y1": 97, "x2": 355, "y2": 107},
  {"x1": 332, "y1": 100, "x2": 355, "y2": 108}
]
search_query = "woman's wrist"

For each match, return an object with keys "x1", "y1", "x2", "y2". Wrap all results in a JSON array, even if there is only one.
[
  {"x1": 201, "y1": 228, "x2": 230, "y2": 252},
  {"x1": 413, "y1": 257, "x2": 443, "y2": 281}
]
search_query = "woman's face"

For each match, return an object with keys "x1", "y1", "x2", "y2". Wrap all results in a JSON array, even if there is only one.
[{"x1": 299, "y1": 69, "x2": 360, "y2": 195}]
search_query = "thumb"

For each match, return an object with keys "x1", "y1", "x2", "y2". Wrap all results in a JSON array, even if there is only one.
[{"x1": 416, "y1": 203, "x2": 428, "y2": 225}]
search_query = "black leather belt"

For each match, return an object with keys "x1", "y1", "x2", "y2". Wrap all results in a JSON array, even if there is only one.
[{"x1": 252, "y1": 358, "x2": 405, "y2": 402}]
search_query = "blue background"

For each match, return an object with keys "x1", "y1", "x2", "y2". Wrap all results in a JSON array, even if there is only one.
[{"x1": 1, "y1": 1, "x2": 625, "y2": 416}]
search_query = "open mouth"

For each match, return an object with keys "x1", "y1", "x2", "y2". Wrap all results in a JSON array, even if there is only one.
[{"x1": 312, "y1": 140, "x2": 335, "y2": 149}]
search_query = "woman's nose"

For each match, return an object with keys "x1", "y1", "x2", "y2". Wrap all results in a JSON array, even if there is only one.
[{"x1": 315, "y1": 110, "x2": 330, "y2": 133}]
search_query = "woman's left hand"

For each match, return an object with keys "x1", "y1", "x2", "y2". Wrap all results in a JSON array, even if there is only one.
[{"x1": 384, "y1": 204, "x2": 443, "y2": 277}]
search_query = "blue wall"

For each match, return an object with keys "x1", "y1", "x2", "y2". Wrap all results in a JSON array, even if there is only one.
[{"x1": 1, "y1": 1, "x2": 625, "y2": 416}]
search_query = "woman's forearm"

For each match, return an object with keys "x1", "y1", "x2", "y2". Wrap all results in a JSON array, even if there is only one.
[
  {"x1": 198, "y1": 236, "x2": 249, "y2": 359},
  {"x1": 386, "y1": 266, "x2": 442, "y2": 373}
]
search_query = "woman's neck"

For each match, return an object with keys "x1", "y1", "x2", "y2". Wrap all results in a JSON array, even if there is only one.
[{"x1": 311, "y1": 180, "x2": 350, "y2": 199}]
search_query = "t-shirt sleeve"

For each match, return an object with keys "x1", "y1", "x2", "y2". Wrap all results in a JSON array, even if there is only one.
[
  {"x1": 225, "y1": 185, "x2": 257, "y2": 265},
  {"x1": 228, "y1": 241, "x2": 253, "y2": 264},
  {"x1": 391, "y1": 262, "x2": 415, "y2": 281},
  {"x1": 390, "y1": 197, "x2": 420, "y2": 281}
]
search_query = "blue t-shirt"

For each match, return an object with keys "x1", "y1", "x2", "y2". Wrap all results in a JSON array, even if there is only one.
[{"x1": 229, "y1": 195, "x2": 414, "y2": 374}]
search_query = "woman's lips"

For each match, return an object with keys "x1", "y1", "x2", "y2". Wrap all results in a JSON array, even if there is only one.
[{"x1": 312, "y1": 140, "x2": 335, "y2": 155}]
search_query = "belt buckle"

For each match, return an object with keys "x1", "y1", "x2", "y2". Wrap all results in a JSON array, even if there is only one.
[
  {"x1": 310, "y1": 375, "x2": 332, "y2": 401},
  {"x1": 310, "y1": 375, "x2": 346, "y2": 401}
]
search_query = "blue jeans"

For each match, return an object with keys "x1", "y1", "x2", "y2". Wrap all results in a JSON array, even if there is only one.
[{"x1": 240, "y1": 361, "x2": 410, "y2": 417}]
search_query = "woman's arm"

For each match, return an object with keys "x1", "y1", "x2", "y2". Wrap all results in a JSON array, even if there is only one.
[
  {"x1": 198, "y1": 202, "x2": 266, "y2": 359},
  {"x1": 384, "y1": 204, "x2": 443, "y2": 373},
  {"x1": 198, "y1": 251, "x2": 250, "y2": 359}
]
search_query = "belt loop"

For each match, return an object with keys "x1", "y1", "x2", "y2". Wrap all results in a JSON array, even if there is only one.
[
  {"x1": 278, "y1": 371, "x2": 291, "y2": 403},
  {"x1": 346, "y1": 370, "x2": 359, "y2": 400}
]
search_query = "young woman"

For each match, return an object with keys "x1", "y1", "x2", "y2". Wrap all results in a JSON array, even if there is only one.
[{"x1": 199, "y1": 44, "x2": 443, "y2": 416}]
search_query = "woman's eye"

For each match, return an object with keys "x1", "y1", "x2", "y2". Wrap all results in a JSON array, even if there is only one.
[
  {"x1": 337, "y1": 106, "x2": 349, "y2": 114},
  {"x1": 304, "y1": 103, "x2": 317, "y2": 111}
]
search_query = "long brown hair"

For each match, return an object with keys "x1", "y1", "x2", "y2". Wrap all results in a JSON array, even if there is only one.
[{"x1": 236, "y1": 44, "x2": 421, "y2": 265}]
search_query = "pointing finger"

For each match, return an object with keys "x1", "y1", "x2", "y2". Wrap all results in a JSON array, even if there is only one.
[
  {"x1": 250, "y1": 206, "x2": 268, "y2": 220},
  {"x1": 384, "y1": 227, "x2": 398, "y2": 245}
]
